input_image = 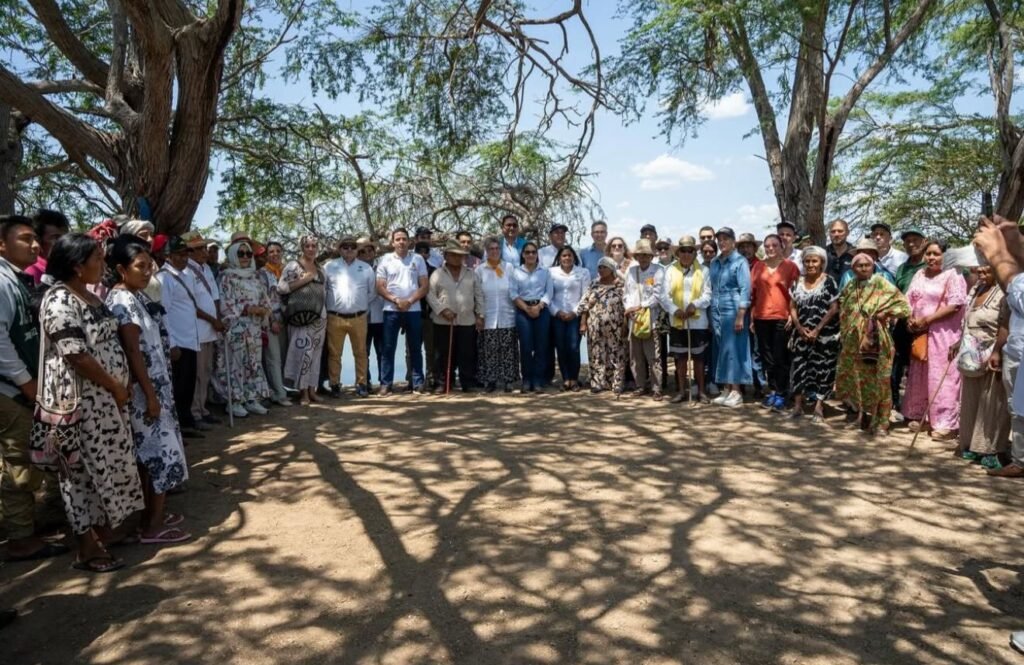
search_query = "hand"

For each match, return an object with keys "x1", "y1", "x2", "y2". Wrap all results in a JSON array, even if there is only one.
[
  {"x1": 301, "y1": 271, "x2": 316, "y2": 282},
  {"x1": 441, "y1": 308, "x2": 456, "y2": 321},
  {"x1": 948, "y1": 342, "x2": 960, "y2": 362},
  {"x1": 18, "y1": 378, "x2": 37, "y2": 402},
  {"x1": 784, "y1": 318, "x2": 793, "y2": 331},
  {"x1": 395, "y1": 299, "x2": 410, "y2": 312},
  {"x1": 475, "y1": 317, "x2": 484, "y2": 332},
  {"x1": 270, "y1": 321, "x2": 281, "y2": 335},
  {"x1": 684, "y1": 304, "x2": 696, "y2": 317},
  {"x1": 145, "y1": 393, "x2": 161, "y2": 420},
  {"x1": 805, "y1": 329, "x2": 818, "y2": 344},
  {"x1": 748, "y1": 321, "x2": 755, "y2": 335},
  {"x1": 528, "y1": 305, "x2": 540, "y2": 319},
  {"x1": 624, "y1": 306, "x2": 640, "y2": 318},
  {"x1": 111, "y1": 383, "x2": 130, "y2": 408},
  {"x1": 974, "y1": 215, "x2": 1022, "y2": 263},
  {"x1": 988, "y1": 350, "x2": 1002, "y2": 371},
  {"x1": 170, "y1": 346, "x2": 182, "y2": 363},
  {"x1": 579, "y1": 323, "x2": 588, "y2": 335},
  {"x1": 213, "y1": 318, "x2": 227, "y2": 333},
  {"x1": 734, "y1": 315, "x2": 745, "y2": 332}
]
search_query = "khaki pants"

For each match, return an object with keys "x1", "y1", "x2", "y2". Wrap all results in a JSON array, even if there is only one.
[
  {"x1": 192, "y1": 340, "x2": 214, "y2": 419},
  {"x1": 326, "y1": 313, "x2": 368, "y2": 387},
  {"x1": 630, "y1": 334, "x2": 663, "y2": 395},
  {"x1": 0, "y1": 394, "x2": 42, "y2": 540}
]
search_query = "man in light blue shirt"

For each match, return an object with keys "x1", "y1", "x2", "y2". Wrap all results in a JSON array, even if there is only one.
[
  {"x1": 580, "y1": 220, "x2": 608, "y2": 279},
  {"x1": 499, "y1": 214, "x2": 526, "y2": 265}
]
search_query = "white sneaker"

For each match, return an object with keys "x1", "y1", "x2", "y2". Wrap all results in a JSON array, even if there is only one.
[
  {"x1": 244, "y1": 401, "x2": 268, "y2": 415},
  {"x1": 889, "y1": 410, "x2": 905, "y2": 424},
  {"x1": 272, "y1": 396, "x2": 292, "y2": 407},
  {"x1": 228, "y1": 404, "x2": 248, "y2": 418},
  {"x1": 712, "y1": 393, "x2": 729, "y2": 405},
  {"x1": 723, "y1": 391, "x2": 743, "y2": 408}
]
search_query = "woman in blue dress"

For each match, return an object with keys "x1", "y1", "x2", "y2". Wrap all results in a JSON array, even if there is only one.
[{"x1": 709, "y1": 227, "x2": 753, "y2": 407}]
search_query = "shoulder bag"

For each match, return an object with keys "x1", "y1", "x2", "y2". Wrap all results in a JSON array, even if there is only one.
[{"x1": 910, "y1": 274, "x2": 949, "y2": 363}]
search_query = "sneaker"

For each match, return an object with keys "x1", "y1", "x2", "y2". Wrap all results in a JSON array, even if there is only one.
[
  {"x1": 771, "y1": 394, "x2": 786, "y2": 412},
  {"x1": 712, "y1": 393, "x2": 729, "y2": 405},
  {"x1": 355, "y1": 386, "x2": 369, "y2": 398},
  {"x1": 228, "y1": 404, "x2": 248, "y2": 418},
  {"x1": 1010, "y1": 630, "x2": 1024, "y2": 654},
  {"x1": 761, "y1": 393, "x2": 776, "y2": 409},
  {"x1": 272, "y1": 396, "x2": 292, "y2": 407},
  {"x1": 889, "y1": 410, "x2": 905, "y2": 424},
  {"x1": 960, "y1": 450, "x2": 982, "y2": 463},
  {"x1": 980, "y1": 455, "x2": 1004, "y2": 470},
  {"x1": 244, "y1": 401, "x2": 268, "y2": 415},
  {"x1": 722, "y1": 391, "x2": 743, "y2": 408},
  {"x1": 378, "y1": 384, "x2": 393, "y2": 397},
  {"x1": 412, "y1": 383, "x2": 427, "y2": 395}
]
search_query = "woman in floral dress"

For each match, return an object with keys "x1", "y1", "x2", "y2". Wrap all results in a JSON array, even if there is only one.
[
  {"x1": 788, "y1": 246, "x2": 841, "y2": 424},
  {"x1": 40, "y1": 234, "x2": 144, "y2": 572},
  {"x1": 106, "y1": 235, "x2": 190, "y2": 545},
  {"x1": 278, "y1": 235, "x2": 327, "y2": 404},
  {"x1": 835, "y1": 253, "x2": 911, "y2": 437},
  {"x1": 217, "y1": 240, "x2": 271, "y2": 417},
  {"x1": 578, "y1": 257, "x2": 627, "y2": 396}
]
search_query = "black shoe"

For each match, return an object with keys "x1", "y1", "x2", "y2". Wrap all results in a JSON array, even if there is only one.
[
  {"x1": 201, "y1": 414, "x2": 222, "y2": 425},
  {"x1": 329, "y1": 385, "x2": 342, "y2": 398},
  {"x1": 0, "y1": 608, "x2": 17, "y2": 629},
  {"x1": 193, "y1": 420, "x2": 213, "y2": 431}
]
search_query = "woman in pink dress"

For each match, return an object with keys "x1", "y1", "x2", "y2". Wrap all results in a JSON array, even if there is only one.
[{"x1": 904, "y1": 240, "x2": 967, "y2": 439}]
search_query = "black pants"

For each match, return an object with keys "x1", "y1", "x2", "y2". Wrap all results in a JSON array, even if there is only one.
[
  {"x1": 754, "y1": 319, "x2": 790, "y2": 395},
  {"x1": 433, "y1": 322, "x2": 477, "y2": 390},
  {"x1": 366, "y1": 321, "x2": 384, "y2": 387},
  {"x1": 171, "y1": 348, "x2": 198, "y2": 428},
  {"x1": 891, "y1": 319, "x2": 911, "y2": 410}
]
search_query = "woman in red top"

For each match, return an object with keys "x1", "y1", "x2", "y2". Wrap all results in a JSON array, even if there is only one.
[{"x1": 750, "y1": 234, "x2": 801, "y2": 411}]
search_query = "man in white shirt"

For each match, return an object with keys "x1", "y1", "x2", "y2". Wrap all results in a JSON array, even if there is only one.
[
  {"x1": 500, "y1": 214, "x2": 524, "y2": 265},
  {"x1": 182, "y1": 231, "x2": 224, "y2": 427},
  {"x1": 324, "y1": 236, "x2": 376, "y2": 397},
  {"x1": 871, "y1": 223, "x2": 908, "y2": 274},
  {"x1": 415, "y1": 226, "x2": 443, "y2": 269},
  {"x1": 376, "y1": 227, "x2": 430, "y2": 396},
  {"x1": 157, "y1": 236, "x2": 204, "y2": 437},
  {"x1": 538, "y1": 222, "x2": 568, "y2": 268},
  {"x1": 624, "y1": 239, "x2": 666, "y2": 400}
]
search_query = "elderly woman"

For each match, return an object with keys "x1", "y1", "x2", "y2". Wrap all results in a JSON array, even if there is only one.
[
  {"x1": 550, "y1": 246, "x2": 590, "y2": 391},
  {"x1": 954, "y1": 265, "x2": 1010, "y2": 468},
  {"x1": 476, "y1": 236, "x2": 520, "y2": 392},
  {"x1": 509, "y1": 241, "x2": 554, "y2": 393},
  {"x1": 788, "y1": 246, "x2": 840, "y2": 424},
  {"x1": 835, "y1": 252, "x2": 911, "y2": 437},
  {"x1": 661, "y1": 236, "x2": 712, "y2": 405},
  {"x1": 578, "y1": 257, "x2": 627, "y2": 396},
  {"x1": 39, "y1": 234, "x2": 145, "y2": 572},
  {"x1": 217, "y1": 241, "x2": 272, "y2": 417},
  {"x1": 751, "y1": 234, "x2": 800, "y2": 411},
  {"x1": 278, "y1": 235, "x2": 327, "y2": 404},
  {"x1": 903, "y1": 241, "x2": 967, "y2": 439},
  {"x1": 709, "y1": 227, "x2": 753, "y2": 408},
  {"x1": 106, "y1": 235, "x2": 190, "y2": 545}
]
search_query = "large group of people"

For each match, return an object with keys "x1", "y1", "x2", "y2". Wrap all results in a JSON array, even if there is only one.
[{"x1": 0, "y1": 207, "x2": 1021, "y2": 617}]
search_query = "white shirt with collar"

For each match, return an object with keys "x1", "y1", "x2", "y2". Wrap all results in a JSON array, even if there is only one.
[
  {"x1": 549, "y1": 265, "x2": 590, "y2": 316},
  {"x1": 157, "y1": 264, "x2": 200, "y2": 351},
  {"x1": 500, "y1": 238, "x2": 520, "y2": 265},
  {"x1": 538, "y1": 244, "x2": 564, "y2": 269},
  {"x1": 476, "y1": 261, "x2": 517, "y2": 329},
  {"x1": 624, "y1": 262, "x2": 666, "y2": 313},
  {"x1": 376, "y1": 251, "x2": 428, "y2": 313},
  {"x1": 187, "y1": 258, "x2": 218, "y2": 344},
  {"x1": 878, "y1": 247, "x2": 908, "y2": 275},
  {"x1": 324, "y1": 257, "x2": 375, "y2": 314}
]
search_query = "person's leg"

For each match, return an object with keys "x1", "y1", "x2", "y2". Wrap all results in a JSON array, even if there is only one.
[
  {"x1": 456, "y1": 325, "x2": 476, "y2": 389},
  {"x1": 367, "y1": 322, "x2": 384, "y2": 389},
  {"x1": 351, "y1": 315, "x2": 369, "y2": 390},
  {"x1": 551, "y1": 318, "x2": 567, "y2": 382},
  {"x1": 191, "y1": 341, "x2": 212, "y2": 420},
  {"x1": 0, "y1": 396, "x2": 55, "y2": 558},
  {"x1": 515, "y1": 310, "x2": 535, "y2": 390},
  {"x1": 405, "y1": 312, "x2": 425, "y2": 388},
  {"x1": 172, "y1": 349, "x2": 198, "y2": 428},
  {"x1": 434, "y1": 321, "x2": 452, "y2": 390},
  {"x1": 533, "y1": 308, "x2": 551, "y2": 389},
  {"x1": 753, "y1": 320, "x2": 776, "y2": 395},
  {"x1": 337, "y1": 316, "x2": 357, "y2": 389},
  {"x1": 380, "y1": 312, "x2": 401, "y2": 388},
  {"x1": 647, "y1": 336, "x2": 662, "y2": 397},
  {"x1": 326, "y1": 315, "x2": 344, "y2": 388},
  {"x1": 263, "y1": 329, "x2": 288, "y2": 400},
  {"x1": 566, "y1": 318, "x2": 581, "y2": 383}
]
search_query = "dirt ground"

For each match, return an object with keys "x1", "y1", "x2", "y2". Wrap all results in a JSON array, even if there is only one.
[{"x1": 1, "y1": 391, "x2": 1022, "y2": 665}]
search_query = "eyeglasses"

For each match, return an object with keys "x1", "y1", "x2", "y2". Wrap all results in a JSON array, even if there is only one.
[
  {"x1": 339, "y1": 244, "x2": 357, "y2": 250},
  {"x1": 237, "y1": 251, "x2": 253, "y2": 258},
  {"x1": 522, "y1": 250, "x2": 537, "y2": 255},
  {"x1": 610, "y1": 244, "x2": 624, "y2": 249}
]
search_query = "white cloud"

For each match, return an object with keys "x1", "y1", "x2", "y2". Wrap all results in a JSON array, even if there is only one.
[
  {"x1": 630, "y1": 154, "x2": 714, "y2": 191},
  {"x1": 616, "y1": 200, "x2": 631, "y2": 209},
  {"x1": 722, "y1": 203, "x2": 780, "y2": 234},
  {"x1": 701, "y1": 92, "x2": 753, "y2": 120},
  {"x1": 614, "y1": 216, "x2": 652, "y2": 241}
]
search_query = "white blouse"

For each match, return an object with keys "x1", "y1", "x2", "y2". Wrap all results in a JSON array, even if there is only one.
[
  {"x1": 475, "y1": 261, "x2": 517, "y2": 329},
  {"x1": 549, "y1": 266, "x2": 591, "y2": 316}
]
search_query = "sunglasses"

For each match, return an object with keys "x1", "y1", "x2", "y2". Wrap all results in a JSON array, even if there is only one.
[
  {"x1": 237, "y1": 251, "x2": 253, "y2": 258},
  {"x1": 340, "y1": 244, "x2": 357, "y2": 250},
  {"x1": 677, "y1": 248, "x2": 696, "y2": 254},
  {"x1": 610, "y1": 244, "x2": 624, "y2": 249},
  {"x1": 522, "y1": 250, "x2": 537, "y2": 255}
]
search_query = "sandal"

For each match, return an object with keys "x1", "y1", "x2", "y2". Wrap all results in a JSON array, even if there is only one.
[
  {"x1": 164, "y1": 512, "x2": 185, "y2": 527},
  {"x1": 980, "y1": 455, "x2": 1004, "y2": 470},
  {"x1": 960, "y1": 450, "x2": 982, "y2": 463},
  {"x1": 72, "y1": 556, "x2": 124, "y2": 573},
  {"x1": 810, "y1": 414, "x2": 826, "y2": 425},
  {"x1": 6, "y1": 542, "x2": 70, "y2": 562},
  {"x1": 139, "y1": 527, "x2": 191, "y2": 545}
]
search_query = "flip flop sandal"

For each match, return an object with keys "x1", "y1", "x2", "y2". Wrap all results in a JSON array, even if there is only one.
[
  {"x1": 72, "y1": 556, "x2": 124, "y2": 573},
  {"x1": 6, "y1": 542, "x2": 70, "y2": 562},
  {"x1": 139, "y1": 528, "x2": 191, "y2": 545},
  {"x1": 163, "y1": 512, "x2": 185, "y2": 527},
  {"x1": 960, "y1": 450, "x2": 982, "y2": 463}
]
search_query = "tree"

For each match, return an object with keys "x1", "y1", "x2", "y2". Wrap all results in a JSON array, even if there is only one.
[{"x1": 610, "y1": 0, "x2": 938, "y2": 244}]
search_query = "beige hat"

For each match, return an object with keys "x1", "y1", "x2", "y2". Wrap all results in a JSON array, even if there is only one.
[
  {"x1": 633, "y1": 239, "x2": 655, "y2": 256},
  {"x1": 443, "y1": 238, "x2": 469, "y2": 255},
  {"x1": 854, "y1": 237, "x2": 880, "y2": 255},
  {"x1": 737, "y1": 233, "x2": 760, "y2": 247},
  {"x1": 355, "y1": 236, "x2": 373, "y2": 248},
  {"x1": 181, "y1": 230, "x2": 206, "y2": 248},
  {"x1": 676, "y1": 235, "x2": 697, "y2": 249}
]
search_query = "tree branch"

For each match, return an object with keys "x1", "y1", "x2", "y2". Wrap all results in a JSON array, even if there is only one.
[{"x1": 26, "y1": 0, "x2": 110, "y2": 88}]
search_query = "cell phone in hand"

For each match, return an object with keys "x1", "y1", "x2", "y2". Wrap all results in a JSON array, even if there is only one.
[{"x1": 983, "y1": 191, "x2": 994, "y2": 218}]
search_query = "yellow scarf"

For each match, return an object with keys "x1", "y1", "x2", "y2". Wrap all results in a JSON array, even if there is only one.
[
  {"x1": 486, "y1": 259, "x2": 504, "y2": 278},
  {"x1": 264, "y1": 262, "x2": 283, "y2": 279},
  {"x1": 667, "y1": 261, "x2": 704, "y2": 327}
]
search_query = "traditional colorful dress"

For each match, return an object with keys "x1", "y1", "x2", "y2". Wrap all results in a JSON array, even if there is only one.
[
  {"x1": 578, "y1": 280, "x2": 627, "y2": 392},
  {"x1": 278, "y1": 260, "x2": 326, "y2": 391},
  {"x1": 39, "y1": 285, "x2": 144, "y2": 534},
  {"x1": 709, "y1": 250, "x2": 753, "y2": 385},
  {"x1": 217, "y1": 244, "x2": 272, "y2": 405},
  {"x1": 958, "y1": 283, "x2": 1010, "y2": 454},
  {"x1": 836, "y1": 275, "x2": 911, "y2": 431},
  {"x1": 790, "y1": 275, "x2": 841, "y2": 402},
  {"x1": 903, "y1": 269, "x2": 967, "y2": 431},
  {"x1": 106, "y1": 288, "x2": 188, "y2": 495}
]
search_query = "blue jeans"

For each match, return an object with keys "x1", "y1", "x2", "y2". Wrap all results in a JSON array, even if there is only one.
[
  {"x1": 381, "y1": 310, "x2": 424, "y2": 387},
  {"x1": 515, "y1": 308, "x2": 551, "y2": 389},
  {"x1": 551, "y1": 316, "x2": 581, "y2": 382}
]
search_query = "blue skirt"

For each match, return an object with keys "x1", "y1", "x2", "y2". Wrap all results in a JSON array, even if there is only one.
[{"x1": 710, "y1": 303, "x2": 753, "y2": 385}]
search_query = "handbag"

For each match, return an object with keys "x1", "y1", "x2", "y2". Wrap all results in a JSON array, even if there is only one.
[
  {"x1": 284, "y1": 269, "x2": 325, "y2": 326},
  {"x1": 909, "y1": 275, "x2": 950, "y2": 363},
  {"x1": 29, "y1": 289, "x2": 83, "y2": 475},
  {"x1": 956, "y1": 286, "x2": 998, "y2": 377},
  {"x1": 858, "y1": 318, "x2": 880, "y2": 365},
  {"x1": 630, "y1": 267, "x2": 653, "y2": 339}
]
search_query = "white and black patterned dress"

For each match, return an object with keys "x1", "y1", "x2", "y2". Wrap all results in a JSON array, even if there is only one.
[
  {"x1": 40, "y1": 285, "x2": 144, "y2": 534},
  {"x1": 106, "y1": 288, "x2": 189, "y2": 495},
  {"x1": 789, "y1": 276, "x2": 841, "y2": 401}
]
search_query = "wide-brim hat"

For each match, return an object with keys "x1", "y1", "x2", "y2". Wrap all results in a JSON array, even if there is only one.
[
  {"x1": 355, "y1": 236, "x2": 373, "y2": 248},
  {"x1": 676, "y1": 235, "x2": 697, "y2": 249},
  {"x1": 632, "y1": 239, "x2": 655, "y2": 256},
  {"x1": 443, "y1": 239, "x2": 469, "y2": 255},
  {"x1": 854, "y1": 237, "x2": 880, "y2": 255},
  {"x1": 736, "y1": 232, "x2": 760, "y2": 247},
  {"x1": 181, "y1": 230, "x2": 206, "y2": 248}
]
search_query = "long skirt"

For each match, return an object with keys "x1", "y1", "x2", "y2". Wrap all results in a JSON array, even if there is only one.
[
  {"x1": 959, "y1": 371, "x2": 1010, "y2": 455},
  {"x1": 903, "y1": 332, "x2": 961, "y2": 431},
  {"x1": 710, "y1": 305, "x2": 753, "y2": 385},
  {"x1": 477, "y1": 328, "x2": 520, "y2": 386},
  {"x1": 587, "y1": 317, "x2": 627, "y2": 392},
  {"x1": 790, "y1": 334, "x2": 840, "y2": 402},
  {"x1": 284, "y1": 318, "x2": 326, "y2": 391}
]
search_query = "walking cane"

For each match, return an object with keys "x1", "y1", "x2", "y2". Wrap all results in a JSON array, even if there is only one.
[
  {"x1": 225, "y1": 329, "x2": 234, "y2": 428},
  {"x1": 684, "y1": 315, "x2": 692, "y2": 400},
  {"x1": 445, "y1": 317, "x2": 455, "y2": 396},
  {"x1": 906, "y1": 355, "x2": 956, "y2": 453}
]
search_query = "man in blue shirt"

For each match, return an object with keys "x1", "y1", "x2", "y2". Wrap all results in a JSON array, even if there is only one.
[
  {"x1": 580, "y1": 221, "x2": 608, "y2": 279},
  {"x1": 499, "y1": 214, "x2": 526, "y2": 265}
]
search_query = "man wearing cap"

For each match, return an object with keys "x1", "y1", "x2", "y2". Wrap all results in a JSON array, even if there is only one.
[
  {"x1": 660, "y1": 235, "x2": 713, "y2": 405},
  {"x1": 826, "y1": 219, "x2": 855, "y2": 282},
  {"x1": 538, "y1": 222, "x2": 569, "y2": 268},
  {"x1": 499, "y1": 214, "x2": 526, "y2": 265},
  {"x1": 157, "y1": 236, "x2": 205, "y2": 437},
  {"x1": 709, "y1": 226, "x2": 753, "y2": 407},
  {"x1": 890, "y1": 227, "x2": 927, "y2": 417},
  {"x1": 415, "y1": 226, "x2": 444, "y2": 269},
  {"x1": 838, "y1": 238, "x2": 897, "y2": 288},
  {"x1": 324, "y1": 236, "x2": 376, "y2": 398},
  {"x1": 624, "y1": 239, "x2": 666, "y2": 400},
  {"x1": 206, "y1": 242, "x2": 222, "y2": 280},
  {"x1": 580, "y1": 221, "x2": 608, "y2": 279},
  {"x1": 182, "y1": 231, "x2": 225, "y2": 427},
  {"x1": 655, "y1": 238, "x2": 673, "y2": 266},
  {"x1": 639, "y1": 224, "x2": 659, "y2": 244},
  {"x1": 776, "y1": 221, "x2": 805, "y2": 274},
  {"x1": 376, "y1": 227, "x2": 430, "y2": 395},
  {"x1": 871, "y1": 223, "x2": 908, "y2": 275},
  {"x1": 427, "y1": 240, "x2": 485, "y2": 393},
  {"x1": 736, "y1": 233, "x2": 762, "y2": 271}
]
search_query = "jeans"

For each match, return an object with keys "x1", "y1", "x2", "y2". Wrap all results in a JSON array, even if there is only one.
[
  {"x1": 382, "y1": 310, "x2": 424, "y2": 387},
  {"x1": 515, "y1": 308, "x2": 551, "y2": 389},
  {"x1": 551, "y1": 316, "x2": 581, "y2": 382}
]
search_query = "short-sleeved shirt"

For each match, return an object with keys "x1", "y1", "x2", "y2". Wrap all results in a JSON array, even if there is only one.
[
  {"x1": 751, "y1": 259, "x2": 800, "y2": 320},
  {"x1": 376, "y1": 252, "x2": 428, "y2": 313}
]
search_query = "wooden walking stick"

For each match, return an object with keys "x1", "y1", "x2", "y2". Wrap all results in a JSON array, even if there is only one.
[{"x1": 907, "y1": 355, "x2": 956, "y2": 453}]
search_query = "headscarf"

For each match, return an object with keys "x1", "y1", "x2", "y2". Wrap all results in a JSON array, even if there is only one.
[
  {"x1": 851, "y1": 252, "x2": 876, "y2": 270},
  {"x1": 121, "y1": 219, "x2": 154, "y2": 237},
  {"x1": 88, "y1": 219, "x2": 120, "y2": 242},
  {"x1": 224, "y1": 241, "x2": 256, "y2": 278},
  {"x1": 597, "y1": 256, "x2": 617, "y2": 273},
  {"x1": 802, "y1": 245, "x2": 827, "y2": 265}
]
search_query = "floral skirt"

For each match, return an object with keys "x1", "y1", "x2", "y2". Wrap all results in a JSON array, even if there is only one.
[{"x1": 477, "y1": 328, "x2": 520, "y2": 385}]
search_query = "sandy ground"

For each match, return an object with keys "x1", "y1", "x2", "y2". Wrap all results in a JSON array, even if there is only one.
[{"x1": 1, "y1": 390, "x2": 1022, "y2": 665}]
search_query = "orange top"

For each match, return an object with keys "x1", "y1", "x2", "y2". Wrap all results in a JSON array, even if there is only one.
[{"x1": 751, "y1": 259, "x2": 800, "y2": 320}]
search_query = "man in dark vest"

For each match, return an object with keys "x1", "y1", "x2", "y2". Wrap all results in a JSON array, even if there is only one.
[{"x1": 0, "y1": 215, "x2": 69, "y2": 562}]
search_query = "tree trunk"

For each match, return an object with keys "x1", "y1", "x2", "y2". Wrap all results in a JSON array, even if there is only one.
[
  {"x1": 0, "y1": 104, "x2": 23, "y2": 215},
  {"x1": 996, "y1": 131, "x2": 1024, "y2": 221}
]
